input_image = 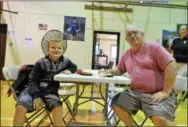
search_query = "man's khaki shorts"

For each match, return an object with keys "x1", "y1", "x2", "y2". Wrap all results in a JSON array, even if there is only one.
[{"x1": 111, "y1": 89, "x2": 176, "y2": 121}]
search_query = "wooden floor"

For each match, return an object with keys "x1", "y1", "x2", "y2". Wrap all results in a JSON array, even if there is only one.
[{"x1": 1, "y1": 81, "x2": 187, "y2": 126}]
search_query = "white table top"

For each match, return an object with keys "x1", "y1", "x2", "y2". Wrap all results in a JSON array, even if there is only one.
[{"x1": 54, "y1": 71, "x2": 131, "y2": 84}]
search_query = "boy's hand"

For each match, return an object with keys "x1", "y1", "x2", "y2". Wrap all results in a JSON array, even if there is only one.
[
  {"x1": 76, "y1": 69, "x2": 83, "y2": 74},
  {"x1": 33, "y1": 98, "x2": 44, "y2": 111}
]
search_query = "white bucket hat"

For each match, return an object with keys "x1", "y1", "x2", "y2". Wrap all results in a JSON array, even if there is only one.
[{"x1": 41, "y1": 30, "x2": 67, "y2": 56}]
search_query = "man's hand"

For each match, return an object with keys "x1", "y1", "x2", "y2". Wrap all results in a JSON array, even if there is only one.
[
  {"x1": 33, "y1": 98, "x2": 44, "y2": 111},
  {"x1": 152, "y1": 91, "x2": 170, "y2": 103},
  {"x1": 98, "y1": 67, "x2": 123, "y2": 77}
]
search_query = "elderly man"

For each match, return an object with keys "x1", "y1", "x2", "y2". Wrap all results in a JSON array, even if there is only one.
[{"x1": 102, "y1": 25, "x2": 177, "y2": 126}]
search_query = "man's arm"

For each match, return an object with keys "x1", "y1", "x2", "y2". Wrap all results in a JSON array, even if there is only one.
[
  {"x1": 168, "y1": 39, "x2": 176, "y2": 54},
  {"x1": 152, "y1": 44, "x2": 177, "y2": 102},
  {"x1": 168, "y1": 47, "x2": 174, "y2": 54},
  {"x1": 163, "y1": 60, "x2": 177, "y2": 94}
]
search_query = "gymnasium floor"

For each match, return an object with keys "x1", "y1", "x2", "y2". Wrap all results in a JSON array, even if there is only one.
[{"x1": 1, "y1": 81, "x2": 187, "y2": 126}]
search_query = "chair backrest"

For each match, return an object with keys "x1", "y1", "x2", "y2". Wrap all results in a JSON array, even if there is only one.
[
  {"x1": 177, "y1": 64, "x2": 187, "y2": 77},
  {"x1": 174, "y1": 66, "x2": 187, "y2": 92},
  {"x1": 174, "y1": 76, "x2": 187, "y2": 92},
  {"x1": 2, "y1": 66, "x2": 21, "y2": 100},
  {"x1": 2, "y1": 66, "x2": 21, "y2": 80}
]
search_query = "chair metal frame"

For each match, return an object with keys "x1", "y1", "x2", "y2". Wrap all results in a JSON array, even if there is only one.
[
  {"x1": 58, "y1": 83, "x2": 76, "y2": 125},
  {"x1": 110, "y1": 76, "x2": 187, "y2": 127},
  {"x1": 2, "y1": 66, "x2": 54, "y2": 127}
]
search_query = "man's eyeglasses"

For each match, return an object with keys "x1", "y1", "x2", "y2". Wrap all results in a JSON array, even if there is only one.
[{"x1": 125, "y1": 31, "x2": 141, "y2": 41}]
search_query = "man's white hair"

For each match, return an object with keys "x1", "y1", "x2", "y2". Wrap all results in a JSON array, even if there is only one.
[
  {"x1": 179, "y1": 25, "x2": 187, "y2": 31},
  {"x1": 125, "y1": 24, "x2": 144, "y2": 34}
]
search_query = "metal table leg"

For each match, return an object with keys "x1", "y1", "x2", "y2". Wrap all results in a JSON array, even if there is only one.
[
  {"x1": 73, "y1": 83, "x2": 80, "y2": 117},
  {"x1": 104, "y1": 83, "x2": 111, "y2": 126}
]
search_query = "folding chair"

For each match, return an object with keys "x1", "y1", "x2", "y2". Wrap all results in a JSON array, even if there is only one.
[
  {"x1": 107, "y1": 83, "x2": 125, "y2": 125},
  {"x1": 107, "y1": 83, "x2": 142, "y2": 127},
  {"x1": 113, "y1": 75, "x2": 187, "y2": 127},
  {"x1": 2, "y1": 66, "x2": 54, "y2": 127},
  {"x1": 58, "y1": 83, "x2": 76, "y2": 125},
  {"x1": 174, "y1": 76, "x2": 187, "y2": 110},
  {"x1": 138, "y1": 76, "x2": 188, "y2": 127}
]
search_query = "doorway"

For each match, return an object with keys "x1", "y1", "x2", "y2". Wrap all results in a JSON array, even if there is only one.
[
  {"x1": 92, "y1": 31, "x2": 120, "y2": 69},
  {"x1": 0, "y1": 24, "x2": 7, "y2": 80}
]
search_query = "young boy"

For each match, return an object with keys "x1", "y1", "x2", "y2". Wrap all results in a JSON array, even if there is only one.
[{"x1": 13, "y1": 31, "x2": 77, "y2": 126}]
